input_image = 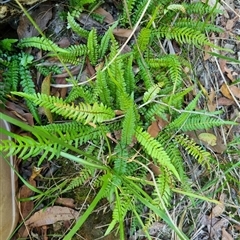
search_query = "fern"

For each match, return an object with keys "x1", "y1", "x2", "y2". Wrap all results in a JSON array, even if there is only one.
[
  {"x1": 155, "y1": 26, "x2": 214, "y2": 47},
  {"x1": 135, "y1": 126, "x2": 180, "y2": 180},
  {"x1": 19, "y1": 66, "x2": 41, "y2": 124},
  {"x1": 12, "y1": 92, "x2": 115, "y2": 124},
  {"x1": 67, "y1": 12, "x2": 90, "y2": 39},
  {"x1": 174, "y1": 134, "x2": 211, "y2": 169},
  {"x1": 19, "y1": 37, "x2": 67, "y2": 53},
  {"x1": 87, "y1": 28, "x2": 99, "y2": 65}
]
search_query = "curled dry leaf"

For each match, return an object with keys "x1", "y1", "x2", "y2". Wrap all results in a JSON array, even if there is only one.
[
  {"x1": 147, "y1": 116, "x2": 168, "y2": 138},
  {"x1": 94, "y1": 7, "x2": 114, "y2": 24},
  {"x1": 210, "y1": 193, "x2": 226, "y2": 218},
  {"x1": 25, "y1": 206, "x2": 79, "y2": 228}
]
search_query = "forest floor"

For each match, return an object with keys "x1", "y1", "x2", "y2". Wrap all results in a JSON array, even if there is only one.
[{"x1": 1, "y1": 0, "x2": 240, "y2": 239}]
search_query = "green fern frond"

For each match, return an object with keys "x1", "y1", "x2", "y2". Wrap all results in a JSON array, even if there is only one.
[
  {"x1": 95, "y1": 69, "x2": 112, "y2": 106},
  {"x1": 36, "y1": 65, "x2": 61, "y2": 77},
  {"x1": 167, "y1": 4, "x2": 186, "y2": 13},
  {"x1": 2, "y1": 59, "x2": 19, "y2": 92},
  {"x1": 63, "y1": 168, "x2": 94, "y2": 193},
  {"x1": 65, "y1": 85, "x2": 93, "y2": 103},
  {"x1": 144, "y1": 103, "x2": 168, "y2": 121},
  {"x1": 67, "y1": 12, "x2": 90, "y2": 39},
  {"x1": 19, "y1": 66, "x2": 41, "y2": 124},
  {"x1": 178, "y1": 114, "x2": 236, "y2": 132},
  {"x1": 174, "y1": 134, "x2": 211, "y2": 168},
  {"x1": 99, "y1": 23, "x2": 118, "y2": 59},
  {"x1": 87, "y1": 29, "x2": 99, "y2": 65},
  {"x1": 121, "y1": 103, "x2": 136, "y2": 146},
  {"x1": 155, "y1": 26, "x2": 212, "y2": 46},
  {"x1": 143, "y1": 83, "x2": 164, "y2": 103},
  {"x1": 135, "y1": 127, "x2": 180, "y2": 180},
  {"x1": 19, "y1": 37, "x2": 67, "y2": 53},
  {"x1": 137, "y1": 58, "x2": 154, "y2": 89},
  {"x1": 174, "y1": 18, "x2": 223, "y2": 33},
  {"x1": 0, "y1": 134, "x2": 61, "y2": 163},
  {"x1": 153, "y1": 167, "x2": 172, "y2": 207},
  {"x1": 124, "y1": 54, "x2": 135, "y2": 95},
  {"x1": 148, "y1": 55, "x2": 182, "y2": 85},
  {"x1": 12, "y1": 92, "x2": 115, "y2": 124},
  {"x1": 183, "y1": 2, "x2": 221, "y2": 15},
  {"x1": 134, "y1": 27, "x2": 151, "y2": 55}
]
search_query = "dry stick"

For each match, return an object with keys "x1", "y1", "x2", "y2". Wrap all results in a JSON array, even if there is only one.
[{"x1": 51, "y1": 0, "x2": 153, "y2": 88}]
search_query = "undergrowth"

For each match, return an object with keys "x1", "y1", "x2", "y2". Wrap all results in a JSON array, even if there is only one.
[{"x1": 0, "y1": 0, "x2": 238, "y2": 239}]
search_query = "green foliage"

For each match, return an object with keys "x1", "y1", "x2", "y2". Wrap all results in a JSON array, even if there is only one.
[{"x1": 0, "y1": 1, "x2": 236, "y2": 239}]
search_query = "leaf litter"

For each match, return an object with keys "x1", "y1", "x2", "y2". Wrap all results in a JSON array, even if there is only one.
[{"x1": 1, "y1": 0, "x2": 240, "y2": 239}]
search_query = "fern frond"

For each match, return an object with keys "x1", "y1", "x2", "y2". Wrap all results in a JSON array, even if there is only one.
[
  {"x1": 19, "y1": 37, "x2": 67, "y2": 53},
  {"x1": 155, "y1": 26, "x2": 213, "y2": 46},
  {"x1": 95, "y1": 69, "x2": 112, "y2": 106},
  {"x1": 0, "y1": 134, "x2": 61, "y2": 163},
  {"x1": 183, "y1": 2, "x2": 221, "y2": 15},
  {"x1": 63, "y1": 168, "x2": 94, "y2": 193},
  {"x1": 19, "y1": 66, "x2": 41, "y2": 124},
  {"x1": 135, "y1": 127, "x2": 180, "y2": 180},
  {"x1": 177, "y1": 114, "x2": 236, "y2": 132},
  {"x1": 67, "y1": 12, "x2": 89, "y2": 39},
  {"x1": 121, "y1": 103, "x2": 136, "y2": 146},
  {"x1": 134, "y1": 27, "x2": 151, "y2": 55},
  {"x1": 124, "y1": 54, "x2": 135, "y2": 95},
  {"x1": 99, "y1": 23, "x2": 117, "y2": 59},
  {"x1": 174, "y1": 134, "x2": 211, "y2": 168},
  {"x1": 143, "y1": 83, "x2": 164, "y2": 103},
  {"x1": 87, "y1": 28, "x2": 99, "y2": 65},
  {"x1": 137, "y1": 58, "x2": 154, "y2": 89},
  {"x1": 148, "y1": 55, "x2": 182, "y2": 85},
  {"x1": 65, "y1": 85, "x2": 93, "y2": 103},
  {"x1": 174, "y1": 18, "x2": 223, "y2": 33},
  {"x1": 12, "y1": 92, "x2": 115, "y2": 124},
  {"x1": 152, "y1": 167, "x2": 172, "y2": 207}
]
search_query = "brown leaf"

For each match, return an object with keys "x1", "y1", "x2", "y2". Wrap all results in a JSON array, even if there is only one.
[
  {"x1": 19, "y1": 178, "x2": 36, "y2": 219},
  {"x1": 113, "y1": 28, "x2": 133, "y2": 38},
  {"x1": 55, "y1": 198, "x2": 76, "y2": 209},
  {"x1": 217, "y1": 97, "x2": 234, "y2": 106},
  {"x1": 222, "y1": 228, "x2": 233, "y2": 240},
  {"x1": 17, "y1": 3, "x2": 52, "y2": 39},
  {"x1": 25, "y1": 206, "x2": 79, "y2": 228},
  {"x1": 41, "y1": 74, "x2": 53, "y2": 123},
  {"x1": 94, "y1": 7, "x2": 114, "y2": 24},
  {"x1": 210, "y1": 193, "x2": 226, "y2": 218},
  {"x1": 207, "y1": 88, "x2": 216, "y2": 111},
  {"x1": 229, "y1": 85, "x2": 240, "y2": 99},
  {"x1": 148, "y1": 120, "x2": 160, "y2": 138},
  {"x1": 220, "y1": 83, "x2": 233, "y2": 100},
  {"x1": 147, "y1": 116, "x2": 168, "y2": 138}
]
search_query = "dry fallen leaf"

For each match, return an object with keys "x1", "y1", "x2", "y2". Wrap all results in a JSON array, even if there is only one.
[
  {"x1": 25, "y1": 206, "x2": 79, "y2": 228},
  {"x1": 94, "y1": 7, "x2": 114, "y2": 24},
  {"x1": 228, "y1": 85, "x2": 240, "y2": 99},
  {"x1": 222, "y1": 228, "x2": 233, "y2": 240},
  {"x1": 217, "y1": 97, "x2": 234, "y2": 106},
  {"x1": 220, "y1": 83, "x2": 234, "y2": 100},
  {"x1": 207, "y1": 88, "x2": 216, "y2": 111},
  {"x1": 55, "y1": 198, "x2": 76, "y2": 209},
  {"x1": 147, "y1": 116, "x2": 168, "y2": 138},
  {"x1": 198, "y1": 133, "x2": 217, "y2": 146},
  {"x1": 210, "y1": 193, "x2": 226, "y2": 218},
  {"x1": 113, "y1": 28, "x2": 133, "y2": 38},
  {"x1": 17, "y1": 3, "x2": 52, "y2": 39},
  {"x1": 41, "y1": 74, "x2": 53, "y2": 123}
]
